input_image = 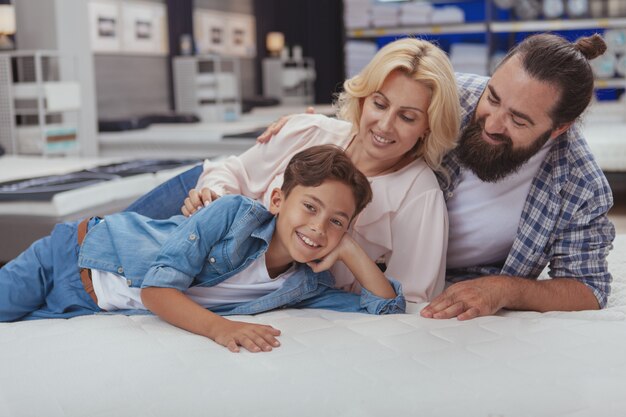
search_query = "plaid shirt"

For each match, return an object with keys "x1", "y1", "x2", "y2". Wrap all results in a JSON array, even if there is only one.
[{"x1": 437, "y1": 73, "x2": 615, "y2": 307}]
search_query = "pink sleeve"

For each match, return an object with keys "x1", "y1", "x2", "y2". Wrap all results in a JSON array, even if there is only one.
[{"x1": 196, "y1": 114, "x2": 350, "y2": 200}]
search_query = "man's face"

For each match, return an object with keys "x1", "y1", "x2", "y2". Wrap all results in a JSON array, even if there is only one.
[{"x1": 457, "y1": 55, "x2": 567, "y2": 182}]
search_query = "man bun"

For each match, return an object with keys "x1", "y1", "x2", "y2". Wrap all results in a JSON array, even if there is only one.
[{"x1": 575, "y1": 34, "x2": 607, "y2": 60}]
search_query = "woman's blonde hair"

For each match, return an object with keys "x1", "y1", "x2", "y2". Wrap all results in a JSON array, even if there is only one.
[{"x1": 336, "y1": 38, "x2": 460, "y2": 170}]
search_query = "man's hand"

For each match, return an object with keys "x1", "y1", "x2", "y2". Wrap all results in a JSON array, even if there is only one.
[
  {"x1": 420, "y1": 276, "x2": 510, "y2": 320},
  {"x1": 181, "y1": 187, "x2": 220, "y2": 217},
  {"x1": 210, "y1": 318, "x2": 282, "y2": 353},
  {"x1": 256, "y1": 107, "x2": 316, "y2": 143}
]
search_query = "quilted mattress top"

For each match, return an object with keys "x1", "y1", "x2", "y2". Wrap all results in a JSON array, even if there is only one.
[{"x1": 1, "y1": 235, "x2": 626, "y2": 417}]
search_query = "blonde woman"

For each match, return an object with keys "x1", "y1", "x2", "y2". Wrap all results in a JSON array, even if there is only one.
[{"x1": 128, "y1": 38, "x2": 461, "y2": 303}]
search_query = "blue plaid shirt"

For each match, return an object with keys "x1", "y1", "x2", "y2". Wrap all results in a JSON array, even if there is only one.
[{"x1": 437, "y1": 73, "x2": 615, "y2": 307}]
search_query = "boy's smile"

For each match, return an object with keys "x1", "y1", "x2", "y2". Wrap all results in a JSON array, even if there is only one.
[{"x1": 265, "y1": 180, "x2": 356, "y2": 275}]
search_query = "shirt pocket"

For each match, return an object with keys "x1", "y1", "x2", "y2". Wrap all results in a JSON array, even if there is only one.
[{"x1": 203, "y1": 243, "x2": 230, "y2": 276}]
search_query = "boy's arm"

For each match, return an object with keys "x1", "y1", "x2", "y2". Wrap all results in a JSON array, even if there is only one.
[
  {"x1": 140, "y1": 287, "x2": 281, "y2": 353},
  {"x1": 308, "y1": 234, "x2": 397, "y2": 299}
]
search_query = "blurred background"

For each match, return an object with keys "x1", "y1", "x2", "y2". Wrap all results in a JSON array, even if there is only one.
[{"x1": 0, "y1": 0, "x2": 625, "y2": 262}]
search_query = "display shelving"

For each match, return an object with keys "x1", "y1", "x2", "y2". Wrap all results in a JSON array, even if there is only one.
[
  {"x1": 173, "y1": 55, "x2": 241, "y2": 123},
  {"x1": 344, "y1": 0, "x2": 626, "y2": 93},
  {"x1": 0, "y1": 50, "x2": 81, "y2": 156}
]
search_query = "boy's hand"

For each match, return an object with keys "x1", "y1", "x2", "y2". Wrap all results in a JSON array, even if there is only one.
[
  {"x1": 307, "y1": 234, "x2": 355, "y2": 273},
  {"x1": 181, "y1": 187, "x2": 220, "y2": 217},
  {"x1": 256, "y1": 107, "x2": 316, "y2": 143},
  {"x1": 309, "y1": 235, "x2": 398, "y2": 300},
  {"x1": 210, "y1": 318, "x2": 282, "y2": 353}
]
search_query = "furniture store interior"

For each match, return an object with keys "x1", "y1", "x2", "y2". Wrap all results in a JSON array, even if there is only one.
[
  {"x1": 1, "y1": 0, "x2": 625, "y2": 261},
  {"x1": 2, "y1": 2, "x2": 626, "y2": 416}
]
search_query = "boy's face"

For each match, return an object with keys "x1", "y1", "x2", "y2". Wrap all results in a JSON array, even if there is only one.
[{"x1": 269, "y1": 180, "x2": 356, "y2": 264}]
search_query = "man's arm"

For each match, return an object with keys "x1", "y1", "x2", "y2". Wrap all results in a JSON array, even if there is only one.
[
  {"x1": 423, "y1": 135, "x2": 615, "y2": 320},
  {"x1": 141, "y1": 287, "x2": 281, "y2": 352},
  {"x1": 420, "y1": 275, "x2": 599, "y2": 320}
]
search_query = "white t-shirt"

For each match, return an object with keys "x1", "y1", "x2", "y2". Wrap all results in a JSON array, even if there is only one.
[
  {"x1": 446, "y1": 142, "x2": 553, "y2": 269},
  {"x1": 91, "y1": 255, "x2": 293, "y2": 311}
]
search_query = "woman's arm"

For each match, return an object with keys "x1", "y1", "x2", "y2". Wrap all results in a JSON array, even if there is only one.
[
  {"x1": 141, "y1": 287, "x2": 280, "y2": 352},
  {"x1": 196, "y1": 115, "x2": 351, "y2": 200}
]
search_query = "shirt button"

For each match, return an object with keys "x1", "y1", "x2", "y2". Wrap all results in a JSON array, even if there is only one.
[
  {"x1": 117, "y1": 266, "x2": 124, "y2": 274},
  {"x1": 446, "y1": 191, "x2": 453, "y2": 198},
  {"x1": 209, "y1": 257, "x2": 216, "y2": 263},
  {"x1": 126, "y1": 279, "x2": 132, "y2": 286},
  {"x1": 189, "y1": 233, "x2": 197, "y2": 241}
]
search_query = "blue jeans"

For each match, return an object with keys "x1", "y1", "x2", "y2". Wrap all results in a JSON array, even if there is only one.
[
  {"x1": 0, "y1": 220, "x2": 101, "y2": 322},
  {"x1": 124, "y1": 164, "x2": 203, "y2": 219}
]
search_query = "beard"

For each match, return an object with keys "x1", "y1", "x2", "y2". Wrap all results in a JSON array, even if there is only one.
[{"x1": 457, "y1": 118, "x2": 553, "y2": 183}]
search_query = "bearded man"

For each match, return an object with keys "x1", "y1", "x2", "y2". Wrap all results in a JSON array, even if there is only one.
[{"x1": 421, "y1": 33, "x2": 615, "y2": 319}]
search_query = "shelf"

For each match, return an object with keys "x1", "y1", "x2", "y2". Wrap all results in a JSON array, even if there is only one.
[
  {"x1": 346, "y1": 22, "x2": 487, "y2": 38},
  {"x1": 343, "y1": 7, "x2": 626, "y2": 95},
  {"x1": 13, "y1": 109, "x2": 40, "y2": 116},
  {"x1": 491, "y1": 18, "x2": 626, "y2": 33},
  {"x1": 12, "y1": 82, "x2": 48, "y2": 99},
  {"x1": 346, "y1": 18, "x2": 626, "y2": 38},
  {"x1": 595, "y1": 78, "x2": 626, "y2": 89},
  {"x1": 13, "y1": 108, "x2": 78, "y2": 116},
  {"x1": 16, "y1": 124, "x2": 78, "y2": 155}
]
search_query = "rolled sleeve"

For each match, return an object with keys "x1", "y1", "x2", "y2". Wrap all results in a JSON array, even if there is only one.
[
  {"x1": 359, "y1": 278, "x2": 406, "y2": 314},
  {"x1": 139, "y1": 196, "x2": 244, "y2": 291},
  {"x1": 142, "y1": 265, "x2": 194, "y2": 291},
  {"x1": 549, "y1": 186, "x2": 615, "y2": 308}
]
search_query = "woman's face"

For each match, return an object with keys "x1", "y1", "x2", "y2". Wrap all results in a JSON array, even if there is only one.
[{"x1": 356, "y1": 70, "x2": 431, "y2": 167}]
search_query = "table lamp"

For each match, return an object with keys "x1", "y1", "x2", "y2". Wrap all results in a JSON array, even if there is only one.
[
  {"x1": 266, "y1": 32, "x2": 284, "y2": 57},
  {"x1": 0, "y1": 4, "x2": 16, "y2": 50}
]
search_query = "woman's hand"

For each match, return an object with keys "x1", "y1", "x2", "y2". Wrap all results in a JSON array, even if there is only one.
[
  {"x1": 256, "y1": 107, "x2": 316, "y2": 143},
  {"x1": 181, "y1": 187, "x2": 220, "y2": 217}
]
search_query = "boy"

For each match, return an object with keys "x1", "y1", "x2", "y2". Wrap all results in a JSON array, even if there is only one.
[{"x1": 0, "y1": 145, "x2": 405, "y2": 352}]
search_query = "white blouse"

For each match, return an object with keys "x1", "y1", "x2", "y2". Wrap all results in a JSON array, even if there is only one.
[{"x1": 197, "y1": 114, "x2": 448, "y2": 302}]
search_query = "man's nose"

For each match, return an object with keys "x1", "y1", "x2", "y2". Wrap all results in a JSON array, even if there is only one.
[{"x1": 483, "y1": 110, "x2": 506, "y2": 135}]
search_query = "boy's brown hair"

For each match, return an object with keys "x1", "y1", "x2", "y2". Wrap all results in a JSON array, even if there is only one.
[{"x1": 282, "y1": 145, "x2": 372, "y2": 219}]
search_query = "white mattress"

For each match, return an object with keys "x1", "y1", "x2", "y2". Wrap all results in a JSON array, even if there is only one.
[
  {"x1": 0, "y1": 157, "x2": 198, "y2": 217},
  {"x1": 583, "y1": 102, "x2": 626, "y2": 172},
  {"x1": 2, "y1": 237, "x2": 626, "y2": 417}
]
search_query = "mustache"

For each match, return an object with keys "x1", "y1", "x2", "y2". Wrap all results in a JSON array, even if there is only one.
[{"x1": 475, "y1": 118, "x2": 512, "y2": 146}]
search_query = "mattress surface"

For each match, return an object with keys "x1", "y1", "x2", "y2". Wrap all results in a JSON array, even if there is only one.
[
  {"x1": 582, "y1": 102, "x2": 626, "y2": 172},
  {"x1": 2, "y1": 236, "x2": 626, "y2": 417}
]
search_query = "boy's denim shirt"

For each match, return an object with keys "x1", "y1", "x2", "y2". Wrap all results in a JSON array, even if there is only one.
[{"x1": 78, "y1": 195, "x2": 405, "y2": 315}]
